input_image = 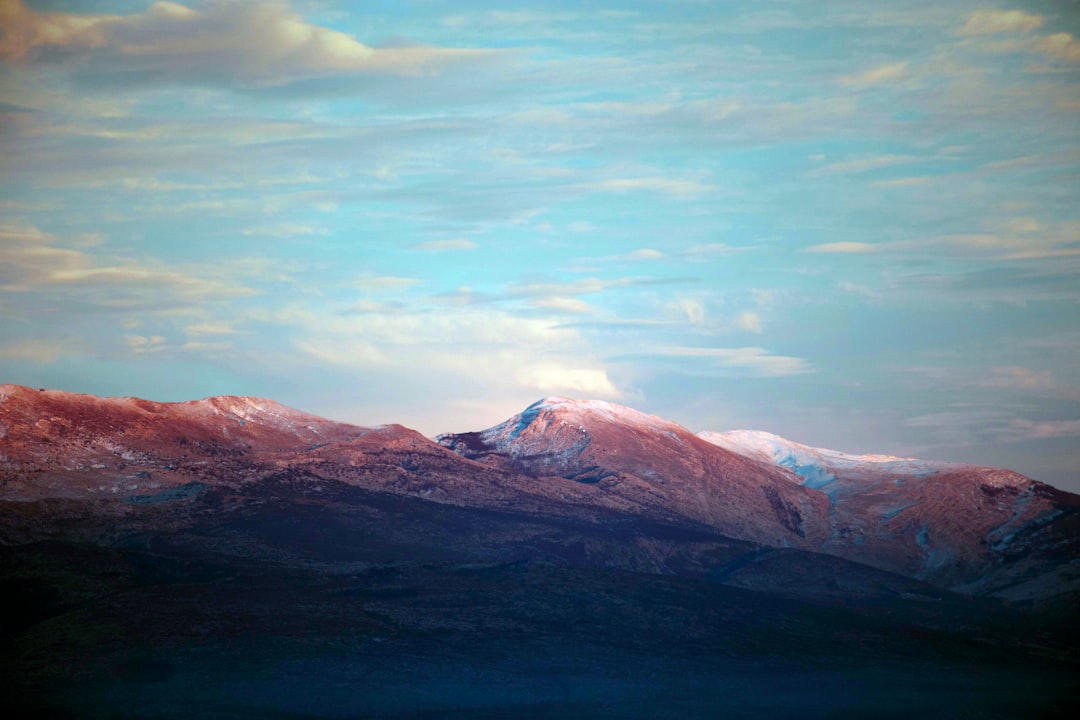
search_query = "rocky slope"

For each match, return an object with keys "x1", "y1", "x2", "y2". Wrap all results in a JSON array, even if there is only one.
[
  {"x1": 3, "y1": 386, "x2": 1078, "y2": 603},
  {"x1": 438, "y1": 397, "x2": 831, "y2": 549},
  {"x1": 441, "y1": 397, "x2": 1080, "y2": 602},
  {"x1": 699, "y1": 429, "x2": 1080, "y2": 600},
  {"x1": 2, "y1": 386, "x2": 1078, "y2": 717}
]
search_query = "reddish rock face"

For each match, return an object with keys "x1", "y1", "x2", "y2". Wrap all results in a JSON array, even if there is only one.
[
  {"x1": 698, "y1": 429, "x2": 1080, "y2": 599},
  {"x1": 3, "y1": 386, "x2": 1077, "y2": 602},
  {"x1": 0, "y1": 384, "x2": 376, "y2": 501},
  {"x1": 438, "y1": 397, "x2": 833, "y2": 549},
  {"x1": 440, "y1": 397, "x2": 1079, "y2": 601}
]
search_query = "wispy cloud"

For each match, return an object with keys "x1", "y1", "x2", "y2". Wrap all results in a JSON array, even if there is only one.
[
  {"x1": 806, "y1": 242, "x2": 875, "y2": 253},
  {"x1": 872, "y1": 176, "x2": 932, "y2": 188},
  {"x1": 0, "y1": 0, "x2": 497, "y2": 87},
  {"x1": 734, "y1": 311, "x2": 763, "y2": 334},
  {"x1": 806, "y1": 227, "x2": 1080, "y2": 261},
  {"x1": 583, "y1": 177, "x2": 716, "y2": 197},
  {"x1": 413, "y1": 239, "x2": 478, "y2": 252},
  {"x1": 613, "y1": 346, "x2": 812, "y2": 377},
  {"x1": 0, "y1": 338, "x2": 64, "y2": 363},
  {"x1": 958, "y1": 10, "x2": 1045, "y2": 36},
  {"x1": 1001, "y1": 419, "x2": 1080, "y2": 441},
  {"x1": 839, "y1": 62, "x2": 907, "y2": 88},
  {"x1": 567, "y1": 247, "x2": 666, "y2": 270},
  {"x1": 0, "y1": 223, "x2": 257, "y2": 306},
  {"x1": 814, "y1": 154, "x2": 924, "y2": 175}
]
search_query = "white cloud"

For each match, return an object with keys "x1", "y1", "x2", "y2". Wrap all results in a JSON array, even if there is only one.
[
  {"x1": 817, "y1": 154, "x2": 921, "y2": 175},
  {"x1": 241, "y1": 224, "x2": 325, "y2": 238},
  {"x1": 958, "y1": 10, "x2": 1045, "y2": 36},
  {"x1": 514, "y1": 364, "x2": 621, "y2": 398},
  {"x1": 0, "y1": 339, "x2": 63, "y2": 362},
  {"x1": 185, "y1": 322, "x2": 240, "y2": 336},
  {"x1": 872, "y1": 177, "x2": 931, "y2": 188},
  {"x1": 281, "y1": 304, "x2": 625, "y2": 401},
  {"x1": 353, "y1": 275, "x2": 422, "y2": 290},
  {"x1": 836, "y1": 281, "x2": 879, "y2": 300},
  {"x1": 735, "y1": 311, "x2": 763, "y2": 334},
  {"x1": 1003, "y1": 419, "x2": 1080, "y2": 441},
  {"x1": 624, "y1": 346, "x2": 812, "y2": 377},
  {"x1": 981, "y1": 366, "x2": 1056, "y2": 392},
  {"x1": 567, "y1": 249, "x2": 667, "y2": 271},
  {"x1": 585, "y1": 177, "x2": 715, "y2": 197},
  {"x1": 839, "y1": 62, "x2": 907, "y2": 88},
  {"x1": 1034, "y1": 32, "x2": 1080, "y2": 63},
  {"x1": 530, "y1": 296, "x2": 596, "y2": 314},
  {"x1": 669, "y1": 298, "x2": 706, "y2": 325},
  {"x1": 0, "y1": 0, "x2": 496, "y2": 87},
  {"x1": 625, "y1": 248, "x2": 664, "y2": 260},
  {"x1": 809, "y1": 231, "x2": 1077, "y2": 260},
  {"x1": 414, "y1": 239, "x2": 478, "y2": 252},
  {"x1": 806, "y1": 242, "x2": 875, "y2": 253},
  {"x1": 508, "y1": 277, "x2": 640, "y2": 298},
  {"x1": 124, "y1": 333, "x2": 167, "y2": 353},
  {"x1": 0, "y1": 223, "x2": 258, "y2": 306}
]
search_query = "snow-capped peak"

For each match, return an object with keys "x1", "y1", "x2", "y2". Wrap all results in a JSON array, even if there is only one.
[
  {"x1": 698, "y1": 429, "x2": 949, "y2": 490},
  {"x1": 523, "y1": 397, "x2": 687, "y2": 434}
]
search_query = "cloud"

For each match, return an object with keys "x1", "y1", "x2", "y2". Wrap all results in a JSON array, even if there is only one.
[
  {"x1": 836, "y1": 281, "x2": 880, "y2": 300},
  {"x1": 570, "y1": 248, "x2": 667, "y2": 270},
  {"x1": 816, "y1": 154, "x2": 922, "y2": 175},
  {"x1": 872, "y1": 177, "x2": 931, "y2": 188},
  {"x1": 282, "y1": 303, "x2": 626, "y2": 402},
  {"x1": 807, "y1": 227, "x2": 1080, "y2": 262},
  {"x1": 894, "y1": 265, "x2": 1080, "y2": 304},
  {"x1": 1002, "y1": 419, "x2": 1080, "y2": 441},
  {"x1": 669, "y1": 298, "x2": 706, "y2": 325},
  {"x1": 958, "y1": 10, "x2": 1045, "y2": 36},
  {"x1": 625, "y1": 248, "x2": 664, "y2": 260},
  {"x1": 0, "y1": 338, "x2": 63, "y2": 362},
  {"x1": 806, "y1": 242, "x2": 875, "y2": 253},
  {"x1": 124, "y1": 333, "x2": 167, "y2": 354},
  {"x1": 584, "y1": 177, "x2": 715, "y2": 197},
  {"x1": 529, "y1": 296, "x2": 596, "y2": 314},
  {"x1": 735, "y1": 311, "x2": 763, "y2": 334},
  {"x1": 514, "y1": 364, "x2": 621, "y2": 398},
  {"x1": 185, "y1": 321, "x2": 240, "y2": 336},
  {"x1": 909, "y1": 364, "x2": 1080, "y2": 400},
  {"x1": 0, "y1": 223, "x2": 257, "y2": 307},
  {"x1": 1034, "y1": 32, "x2": 1080, "y2": 63},
  {"x1": 614, "y1": 346, "x2": 812, "y2": 377},
  {"x1": 980, "y1": 365, "x2": 1057, "y2": 392},
  {"x1": 839, "y1": 62, "x2": 907, "y2": 88},
  {"x1": 241, "y1": 224, "x2": 326, "y2": 238},
  {"x1": 413, "y1": 239, "x2": 478, "y2": 252},
  {"x1": 507, "y1": 277, "x2": 670, "y2": 299},
  {"x1": 0, "y1": 0, "x2": 495, "y2": 87}
]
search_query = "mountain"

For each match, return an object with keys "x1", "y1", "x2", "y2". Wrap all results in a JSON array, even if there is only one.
[
  {"x1": 2, "y1": 386, "x2": 1078, "y2": 718},
  {"x1": 437, "y1": 397, "x2": 832, "y2": 547},
  {"x1": 439, "y1": 396, "x2": 1080, "y2": 603},
  {"x1": 699, "y1": 429, "x2": 1080, "y2": 600}
]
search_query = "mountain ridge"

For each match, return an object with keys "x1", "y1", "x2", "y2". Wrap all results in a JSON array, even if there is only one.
[
  {"x1": 2, "y1": 385, "x2": 1078, "y2": 717},
  {"x1": 3, "y1": 384, "x2": 1078, "y2": 604}
]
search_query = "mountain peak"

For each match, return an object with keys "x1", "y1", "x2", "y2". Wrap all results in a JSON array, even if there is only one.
[{"x1": 517, "y1": 396, "x2": 687, "y2": 435}]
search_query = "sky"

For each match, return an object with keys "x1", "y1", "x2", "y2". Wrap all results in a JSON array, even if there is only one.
[{"x1": 1, "y1": 0, "x2": 1079, "y2": 491}]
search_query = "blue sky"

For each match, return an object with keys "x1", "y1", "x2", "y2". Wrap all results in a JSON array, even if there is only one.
[{"x1": 2, "y1": 1, "x2": 1079, "y2": 491}]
